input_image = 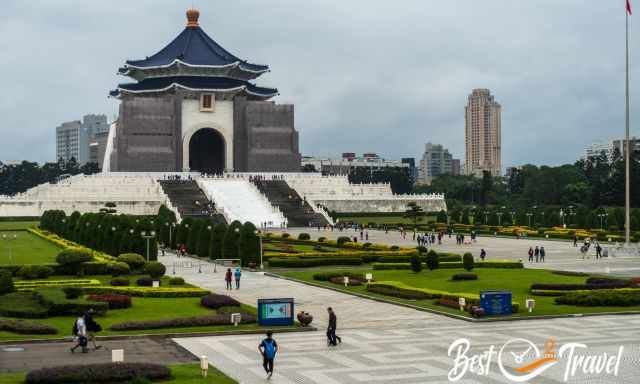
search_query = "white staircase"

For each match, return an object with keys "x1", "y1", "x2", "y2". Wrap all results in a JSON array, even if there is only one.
[{"x1": 197, "y1": 178, "x2": 286, "y2": 228}]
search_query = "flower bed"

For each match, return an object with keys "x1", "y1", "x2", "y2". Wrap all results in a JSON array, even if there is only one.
[
  {"x1": 555, "y1": 289, "x2": 640, "y2": 307},
  {"x1": 530, "y1": 281, "x2": 630, "y2": 291},
  {"x1": 109, "y1": 312, "x2": 257, "y2": 331},
  {"x1": 87, "y1": 294, "x2": 132, "y2": 309},
  {"x1": 0, "y1": 318, "x2": 58, "y2": 335},
  {"x1": 14, "y1": 279, "x2": 101, "y2": 291},
  {"x1": 268, "y1": 257, "x2": 362, "y2": 268}
]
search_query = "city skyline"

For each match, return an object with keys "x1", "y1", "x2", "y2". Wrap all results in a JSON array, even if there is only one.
[{"x1": 0, "y1": 1, "x2": 638, "y2": 169}]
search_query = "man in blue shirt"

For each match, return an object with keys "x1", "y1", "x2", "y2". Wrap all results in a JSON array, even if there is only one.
[{"x1": 258, "y1": 331, "x2": 278, "y2": 380}]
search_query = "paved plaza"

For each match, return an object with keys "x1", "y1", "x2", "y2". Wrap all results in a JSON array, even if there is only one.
[
  {"x1": 272, "y1": 228, "x2": 640, "y2": 277},
  {"x1": 161, "y1": 251, "x2": 640, "y2": 384}
]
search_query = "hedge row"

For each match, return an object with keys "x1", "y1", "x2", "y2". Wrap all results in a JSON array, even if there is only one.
[
  {"x1": 82, "y1": 286, "x2": 210, "y2": 298},
  {"x1": 313, "y1": 272, "x2": 368, "y2": 282},
  {"x1": 532, "y1": 287, "x2": 640, "y2": 297},
  {"x1": 15, "y1": 279, "x2": 101, "y2": 290},
  {"x1": 0, "y1": 318, "x2": 58, "y2": 335},
  {"x1": 200, "y1": 294, "x2": 241, "y2": 309},
  {"x1": 555, "y1": 290, "x2": 640, "y2": 307},
  {"x1": 268, "y1": 257, "x2": 362, "y2": 268},
  {"x1": 530, "y1": 282, "x2": 630, "y2": 291},
  {"x1": 367, "y1": 281, "x2": 520, "y2": 313},
  {"x1": 25, "y1": 363, "x2": 171, "y2": 384},
  {"x1": 372, "y1": 260, "x2": 523, "y2": 270},
  {"x1": 109, "y1": 312, "x2": 256, "y2": 331}
]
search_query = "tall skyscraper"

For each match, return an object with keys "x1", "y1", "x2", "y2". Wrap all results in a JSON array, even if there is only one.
[
  {"x1": 56, "y1": 114, "x2": 108, "y2": 165},
  {"x1": 418, "y1": 143, "x2": 453, "y2": 185},
  {"x1": 464, "y1": 89, "x2": 501, "y2": 177}
]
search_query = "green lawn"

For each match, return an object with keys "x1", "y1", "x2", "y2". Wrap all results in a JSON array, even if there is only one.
[
  {"x1": 0, "y1": 221, "x2": 39, "y2": 230},
  {"x1": 0, "y1": 363, "x2": 237, "y2": 384},
  {"x1": 0, "y1": 230, "x2": 61, "y2": 265},
  {"x1": 335, "y1": 215, "x2": 435, "y2": 225},
  {"x1": 281, "y1": 268, "x2": 640, "y2": 318}
]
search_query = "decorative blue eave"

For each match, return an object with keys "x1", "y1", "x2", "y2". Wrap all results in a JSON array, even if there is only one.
[
  {"x1": 110, "y1": 76, "x2": 278, "y2": 100},
  {"x1": 120, "y1": 23, "x2": 269, "y2": 79}
]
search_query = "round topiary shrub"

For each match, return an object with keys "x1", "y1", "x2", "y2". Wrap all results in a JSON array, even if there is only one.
[
  {"x1": 298, "y1": 233, "x2": 311, "y2": 240},
  {"x1": 410, "y1": 253, "x2": 423, "y2": 272},
  {"x1": 56, "y1": 249, "x2": 92, "y2": 265},
  {"x1": 107, "y1": 262, "x2": 130, "y2": 277},
  {"x1": 0, "y1": 271, "x2": 15, "y2": 295},
  {"x1": 136, "y1": 277, "x2": 154, "y2": 287},
  {"x1": 337, "y1": 236, "x2": 351, "y2": 245},
  {"x1": 110, "y1": 277, "x2": 130, "y2": 286},
  {"x1": 17, "y1": 265, "x2": 53, "y2": 280},
  {"x1": 200, "y1": 293, "x2": 241, "y2": 309},
  {"x1": 318, "y1": 237, "x2": 327, "y2": 243},
  {"x1": 281, "y1": 233, "x2": 290, "y2": 238},
  {"x1": 463, "y1": 253, "x2": 475, "y2": 271},
  {"x1": 117, "y1": 253, "x2": 146, "y2": 270},
  {"x1": 426, "y1": 250, "x2": 439, "y2": 271},
  {"x1": 362, "y1": 242, "x2": 372, "y2": 249},
  {"x1": 144, "y1": 262, "x2": 166, "y2": 279},
  {"x1": 168, "y1": 277, "x2": 185, "y2": 285},
  {"x1": 390, "y1": 245, "x2": 400, "y2": 251},
  {"x1": 63, "y1": 287, "x2": 83, "y2": 299},
  {"x1": 451, "y1": 273, "x2": 478, "y2": 281}
]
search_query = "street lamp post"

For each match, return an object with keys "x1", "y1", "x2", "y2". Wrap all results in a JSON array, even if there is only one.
[
  {"x1": 526, "y1": 213, "x2": 533, "y2": 228},
  {"x1": 141, "y1": 230, "x2": 156, "y2": 262},
  {"x1": 255, "y1": 230, "x2": 264, "y2": 270},
  {"x1": 1, "y1": 233, "x2": 18, "y2": 264},
  {"x1": 598, "y1": 213, "x2": 609, "y2": 230},
  {"x1": 497, "y1": 212, "x2": 503, "y2": 226},
  {"x1": 510, "y1": 211, "x2": 516, "y2": 225},
  {"x1": 484, "y1": 211, "x2": 490, "y2": 225}
]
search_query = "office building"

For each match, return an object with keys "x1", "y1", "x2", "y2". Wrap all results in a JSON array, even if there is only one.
[{"x1": 464, "y1": 89, "x2": 501, "y2": 177}]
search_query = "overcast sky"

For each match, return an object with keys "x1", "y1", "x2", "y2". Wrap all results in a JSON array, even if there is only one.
[{"x1": 0, "y1": 0, "x2": 637, "y2": 168}]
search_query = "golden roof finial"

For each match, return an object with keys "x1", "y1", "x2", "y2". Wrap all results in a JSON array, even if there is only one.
[{"x1": 186, "y1": 8, "x2": 200, "y2": 27}]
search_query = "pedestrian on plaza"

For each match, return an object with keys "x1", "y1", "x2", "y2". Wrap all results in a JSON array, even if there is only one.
[
  {"x1": 83, "y1": 310, "x2": 102, "y2": 350},
  {"x1": 327, "y1": 307, "x2": 342, "y2": 346},
  {"x1": 528, "y1": 247, "x2": 534, "y2": 262},
  {"x1": 540, "y1": 246, "x2": 546, "y2": 262},
  {"x1": 365, "y1": 231, "x2": 369, "y2": 241},
  {"x1": 258, "y1": 331, "x2": 278, "y2": 380},
  {"x1": 360, "y1": 230, "x2": 364, "y2": 240},
  {"x1": 534, "y1": 246, "x2": 540, "y2": 263},
  {"x1": 70, "y1": 314, "x2": 88, "y2": 353},
  {"x1": 480, "y1": 249, "x2": 486, "y2": 261},
  {"x1": 573, "y1": 236, "x2": 578, "y2": 247},
  {"x1": 234, "y1": 267, "x2": 242, "y2": 289},
  {"x1": 595, "y1": 243, "x2": 602, "y2": 259},
  {"x1": 225, "y1": 268, "x2": 233, "y2": 290}
]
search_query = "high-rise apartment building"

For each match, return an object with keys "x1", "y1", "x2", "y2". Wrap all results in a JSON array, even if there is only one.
[
  {"x1": 418, "y1": 143, "x2": 453, "y2": 185},
  {"x1": 464, "y1": 89, "x2": 501, "y2": 177},
  {"x1": 56, "y1": 114, "x2": 109, "y2": 165}
]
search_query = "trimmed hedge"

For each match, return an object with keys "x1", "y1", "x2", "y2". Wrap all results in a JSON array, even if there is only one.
[
  {"x1": 39, "y1": 289, "x2": 108, "y2": 316},
  {"x1": 107, "y1": 262, "x2": 130, "y2": 277},
  {"x1": 298, "y1": 233, "x2": 311, "y2": 240},
  {"x1": 373, "y1": 260, "x2": 523, "y2": 270},
  {"x1": 367, "y1": 281, "x2": 520, "y2": 313},
  {"x1": 200, "y1": 294, "x2": 241, "y2": 309},
  {"x1": 109, "y1": 312, "x2": 256, "y2": 331},
  {"x1": 530, "y1": 282, "x2": 630, "y2": 291},
  {"x1": 144, "y1": 262, "x2": 166, "y2": 279},
  {"x1": 136, "y1": 277, "x2": 154, "y2": 287},
  {"x1": 25, "y1": 363, "x2": 172, "y2": 384},
  {"x1": 17, "y1": 265, "x2": 53, "y2": 280},
  {"x1": 312, "y1": 272, "x2": 366, "y2": 281},
  {"x1": 0, "y1": 292, "x2": 50, "y2": 318},
  {"x1": 555, "y1": 290, "x2": 640, "y2": 307},
  {"x1": 82, "y1": 286, "x2": 210, "y2": 298},
  {"x1": 110, "y1": 277, "x2": 130, "y2": 286},
  {"x1": 268, "y1": 257, "x2": 362, "y2": 268},
  {"x1": 451, "y1": 273, "x2": 478, "y2": 281},
  {"x1": 63, "y1": 287, "x2": 82, "y2": 299},
  {"x1": 0, "y1": 270, "x2": 15, "y2": 294},
  {"x1": 0, "y1": 318, "x2": 58, "y2": 335},
  {"x1": 117, "y1": 253, "x2": 146, "y2": 270},
  {"x1": 168, "y1": 277, "x2": 185, "y2": 285}
]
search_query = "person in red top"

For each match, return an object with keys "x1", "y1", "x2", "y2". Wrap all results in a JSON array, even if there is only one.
[{"x1": 225, "y1": 268, "x2": 233, "y2": 290}]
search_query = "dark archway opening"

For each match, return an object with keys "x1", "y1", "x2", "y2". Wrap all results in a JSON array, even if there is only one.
[{"x1": 189, "y1": 128, "x2": 225, "y2": 174}]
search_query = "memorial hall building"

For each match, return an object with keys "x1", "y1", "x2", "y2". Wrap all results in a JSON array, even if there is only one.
[{"x1": 105, "y1": 8, "x2": 300, "y2": 173}]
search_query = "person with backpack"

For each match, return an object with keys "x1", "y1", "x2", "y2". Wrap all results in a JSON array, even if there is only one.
[
  {"x1": 327, "y1": 307, "x2": 342, "y2": 346},
  {"x1": 534, "y1": 246, "x2": 540, "y2": 263},
  {"x1": 528, "y1": 247, "x2": 534, "y2": 262},
  {"x1": 540, "y1": 246, "x2": 546, "y2": 262},
  {"x1": 70, "y1": 315, "x2": 88, "y2": 353},
  {"x1": 258, "y1": 331, "x2": 278, "y2": 380},
  {"x1": 84, "y1": 310, "x2": 103, "y2": 350},
  {"x1": 225, "y1": 268, "x2": 233, "y2": 290},
  {"x1": 234, "y1": 267, "x2": 242, "y2": 290},
  {"x1": 479, "y1": 249, "x2": 486, "y2": 261}
]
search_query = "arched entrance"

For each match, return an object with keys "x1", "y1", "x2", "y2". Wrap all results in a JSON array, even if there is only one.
[{"x1": 188, "y1": 128, "x2": 225, "y2": 174}]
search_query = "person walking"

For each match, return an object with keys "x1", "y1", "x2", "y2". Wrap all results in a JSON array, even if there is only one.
[
  {"x1": 225, "y1": 268, "x2": 233, "y2": 290},
  {"x1": 84, "y1": 310, "x2": 102, "y2": 350},
  {"x1": 528, "y1": 247, "x2": 534, "y2": 262},
  {"x1": 540, "y1": 246, "x2": 546, "y2": 262},
  {"x1": 327, "y1": 307, "x2": 342, "y2": 346},
  {"x1": 479, "y1": 249, "x2": 486, "y2": 261},
  {"x1": 595, "y1": 243, "x2": 602, "y2": 259},
  {"x1": 534, "y1": 246, "x2": 540, "y2": 263},
  {"x1": 258, "y1": 331, "x2": 278, "y2": 380},
  {"x1": 234, "y1": 267, "x2": 242, "y2": 289},
  {"x1": 70, "y1": 315, "x2": 88, "y2": 353}
]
